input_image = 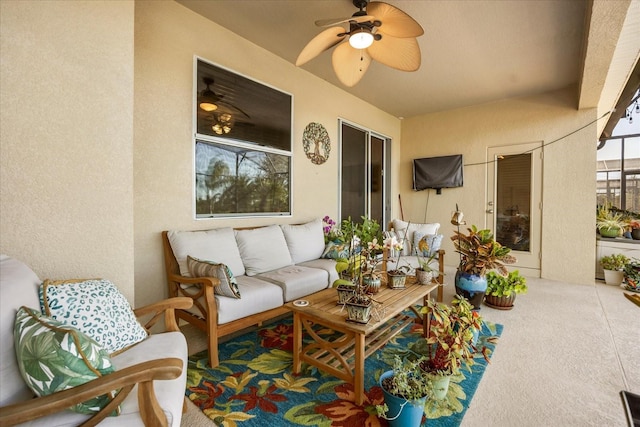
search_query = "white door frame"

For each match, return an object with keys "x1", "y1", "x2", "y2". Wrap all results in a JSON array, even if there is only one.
[{"x1": 486, "y1": 142, "x2": 543, "y2": 276}]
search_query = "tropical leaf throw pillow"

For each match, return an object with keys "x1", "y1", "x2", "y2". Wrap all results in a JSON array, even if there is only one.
[
  {"x1": 40, "y1": 279, "x2": 148, "y2": 355},
  {"x1": 13, "y1": 306, "x2": 119, "y2": 415},
  {"x1": 187, "y1": 255, "x2": 241, "y2": 299}
]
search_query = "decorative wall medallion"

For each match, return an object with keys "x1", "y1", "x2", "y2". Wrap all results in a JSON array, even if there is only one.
[{"x1": 303, "y1": 122, "x2": 330, "y2": 165}]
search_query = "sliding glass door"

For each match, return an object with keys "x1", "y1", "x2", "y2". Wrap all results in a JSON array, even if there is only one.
[{"x1": 339, "y1": 121, "x2": 389, "y2": 226}]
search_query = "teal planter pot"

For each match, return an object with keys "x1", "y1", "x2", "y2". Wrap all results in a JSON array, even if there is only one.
[
  {"x1": 454, "y1": 270, "x2": 487, "y2": 309},
  {"x1": 380, "y1": 370, "x2": 427, "y2": 427}
]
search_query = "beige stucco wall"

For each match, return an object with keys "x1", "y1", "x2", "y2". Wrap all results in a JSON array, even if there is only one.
[
  {"x1": 401, "y1": 88, "x2": 597, "y2": 284},
  {"x1": 0, "y1": 1, "x2": 136, "y2": 301},
  {"x1": 133, "y1": 1, "x2": 401, "y2": 307}
]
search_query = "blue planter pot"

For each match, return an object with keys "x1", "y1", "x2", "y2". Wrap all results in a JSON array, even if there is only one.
[
  {"x1": 380, "y1": 370, "x2": 427, "y2": 427},
  {"x1": 454, "y1": 271, "x2": 487, "y2": 309}
]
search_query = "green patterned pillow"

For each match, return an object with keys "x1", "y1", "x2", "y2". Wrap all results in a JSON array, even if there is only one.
[
  {"x1": 14, "y1": 306, "x2": 118, "y2": 415},
  {"x1": 187, "y1": 255, "x2": 241, "y2": 299},
  {"x1": 40, "y1": 279, "x2": 148, "y2": 355}
]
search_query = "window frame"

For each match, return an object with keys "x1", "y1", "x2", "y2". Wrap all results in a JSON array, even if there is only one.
[{"x1": 193, "y1": 57, "x2": 293, "y2": 219}]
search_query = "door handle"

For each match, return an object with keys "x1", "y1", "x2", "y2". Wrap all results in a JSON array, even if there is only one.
[{"x1": 486, "y1": 209, "x2": 494, "y2": 214}]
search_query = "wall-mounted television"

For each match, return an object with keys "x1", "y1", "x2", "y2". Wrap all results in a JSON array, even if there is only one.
[{"x1": 412, "y1": 154, "x2": 463, "y2": 194}]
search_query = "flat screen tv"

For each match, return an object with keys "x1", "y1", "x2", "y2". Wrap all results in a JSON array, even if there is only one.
[{"x1": 413, "y1": 154, "x2": 463, "y2": 193}]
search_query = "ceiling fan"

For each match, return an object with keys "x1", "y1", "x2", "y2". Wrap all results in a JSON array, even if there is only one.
[
  {"x1": 296, "y1": 0, "x2": 424, "y2": 87},
  {"x1": 198, "y1": 77, "x2": 250, "y2": 119}
]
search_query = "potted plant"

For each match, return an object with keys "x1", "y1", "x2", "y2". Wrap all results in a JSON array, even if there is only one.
[
  {"x1": 386, "y1": 226, "x2": 410, "y2": 289},
  {"x1": 451, "y1": 225, "x2": 517, "y2": 309},
  {"x1": 418, "y1": 295, "x2": 485, "y2": 399},
  {"x1": 596, "y1": 204, "x2": 627, "y2": 238},
  {"x1": 376, "y1": 356, "x2": 430, "y2": 427},
  {"x1": 413, "y1": 235, "x2": 443, "y2": 285},
  {"x1": 333, "y1": 216, "x2": 388, "y2": 323},
  {"x1": 629, "y1": 220, "x2": 640, "y2": 240},
  {"x1": 484, "y1": 270, "x2": 528, "y2": 310},
  {"x1": 623, "y1": 258, "x2": 640, "y2": 291},
  {"x1": 598, "y1": 253, "x2": 629, "y2": 286}
]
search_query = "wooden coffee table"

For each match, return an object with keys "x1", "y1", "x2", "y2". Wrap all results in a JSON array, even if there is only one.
[{"x1": 285, "y1": 278, "x2": 439, "y2": 405}]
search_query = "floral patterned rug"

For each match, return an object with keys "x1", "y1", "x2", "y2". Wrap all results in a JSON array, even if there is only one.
[{"x1": 186, "y1": 311, "x2": 503, "y2": 427}]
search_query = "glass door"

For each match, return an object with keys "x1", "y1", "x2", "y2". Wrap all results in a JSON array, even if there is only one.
[
  {"x1": 340, "y1": 121, "x2": 388, "y2": 226},
  {"x1": 486, "y1": 143, "x2": 542, "y2": 275}
]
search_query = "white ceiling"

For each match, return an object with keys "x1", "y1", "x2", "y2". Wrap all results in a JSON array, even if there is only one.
[{"x1": 178, "y1": 0, "x2": 639, "y2": 121}]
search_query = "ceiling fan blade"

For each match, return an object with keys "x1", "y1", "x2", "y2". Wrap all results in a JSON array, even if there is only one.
[
  {"x1": 368, "y1": 34, "x2": 420, "y2": 71},
  {"x1": 367, "y1": 2, "x2": 424, "y2": 38},
  {"x1": 332, "y1": 42, "x2": 371, "y2": 87},
  {"x1": 296, "y1": 27, "x2": 346, "y2": 66},
  {"x1": 315, "y1": 14, "x2": 374, "y2": 27}
]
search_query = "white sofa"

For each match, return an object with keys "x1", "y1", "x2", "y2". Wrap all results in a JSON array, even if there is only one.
[
  {"x1": 162, "y1": 218, "x2": 338, "y2": 367},
  {"x1": 0, "y1": 255, "x2": 191, "y2": 427}
]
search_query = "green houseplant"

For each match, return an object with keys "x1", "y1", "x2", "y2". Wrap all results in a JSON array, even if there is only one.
[
  {"x1": 485, "y1": 270, "x2": 528, "y2": 310},
  {"x1": 600, "y1": 253, "x2": 629, "y2": 286},
  {"x1": 596, "y1": 204, "x2": 627, "y2": 238},
  {"x1": 413, "y1": 236, "x2": 443, "y2": 285},
  {"x1": 417, "y1": 295, "x2": 485, "y2": 399},
  {"x1": 376, "y1": 356, "x2": 430, "y2": 427},
  {"x1": 451, "y1": 225, "x2": 517, "y2": 308}
]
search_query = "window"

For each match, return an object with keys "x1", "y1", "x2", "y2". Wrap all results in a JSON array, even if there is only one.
[
  {"x1": 194, "y1": 58, "x2": 292, "y2": 218},
  {"x1": 597, "y1": 136, "x2": 640, "y2": 211}
]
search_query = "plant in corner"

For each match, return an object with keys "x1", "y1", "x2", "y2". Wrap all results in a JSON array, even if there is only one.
[
  {"x1": 451, "y1": 225, "x2": 517, "y2": 309},
  {"x1": 485, "y1": 270, "x2": 528, "y2": 310},
  {"x1": 599, "y1": 253, "x2": 629, "y2": 286},
  {"x1": 375, "y1": 356, "x2": 430, "y2": 427}
]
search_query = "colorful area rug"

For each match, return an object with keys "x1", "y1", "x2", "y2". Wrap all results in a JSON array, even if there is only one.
[{"x1": 186, "y1": 311, "x2": 503, "y2": 426}]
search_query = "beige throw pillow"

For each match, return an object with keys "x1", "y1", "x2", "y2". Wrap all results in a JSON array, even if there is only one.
[{"x1": 187, "y1": 256, "x2": 241, "y2": 299}]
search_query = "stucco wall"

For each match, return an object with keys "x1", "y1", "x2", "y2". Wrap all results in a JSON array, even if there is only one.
[
  {"x1": 0, "y1": 1, "x2": 136, "y2": 301},
  {"x1": 401, "y1": 88, "x2": 597, "y2": 284},
  {"x1": 133, "y1": 1, "x2": 401, "y2": 307}
]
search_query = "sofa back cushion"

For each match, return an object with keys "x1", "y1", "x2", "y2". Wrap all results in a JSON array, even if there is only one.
[
  {"x1": 167, "y1": 227, "x2": 245, "y2": 277},
  {"x1": 392, "y1": 219, "x2": 440, "y2": 256},
  {"x1": 0, "y1": 255, "x2": 42, "y2": 406},
  {"x1": 280, "y1": 218, "x2": 325, "y2": 264},
  {"x1": 235, "y1": 225, "x2": 293, "y2": 276}
]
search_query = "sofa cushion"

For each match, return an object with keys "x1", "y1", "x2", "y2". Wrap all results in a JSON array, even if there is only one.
[
  {"x1": 235, "y1": 225, "x2": 293, "y2": 276},
  {"x1": 256, "y1": 265, "x2": 329, "y2": 302},
  {"x1": 392, "y1": 219, "x2": 440, "y2": 255},
  {"x1": 297, "y1": 258, "x2": 339, "y2": 286},
  {"x1": 280, "y1": 218, "x2": 325, "y2": 264},
  {"x1": 215, "y1": 276, "x2": 285, "y2": 324},
  {"x1": 413, "y1": 232, "x2": 444, "y2": 257},
  {"x1": 187, "y1": 256, "x2": 241, "y2": 299},
  {"x1": 40, "y1": 279, "x2": 148, "y2": 355},
  {"x1": 167, "y1": 228, "x2": 245, "y2": 277},
  {"x1": 14, "y1": 306, "x2": 118, "y2": 415},
  {"x1": 0, "y1": 255, "x2": 42, "y2": 406}
]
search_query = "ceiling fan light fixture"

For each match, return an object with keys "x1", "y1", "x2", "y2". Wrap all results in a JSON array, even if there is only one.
[
  {"x1": 199, "y1": 101, "x2": 218, "y2": 112},
  {"x1": 349, "y1": 28, "x2": 374, "y2": 49}
]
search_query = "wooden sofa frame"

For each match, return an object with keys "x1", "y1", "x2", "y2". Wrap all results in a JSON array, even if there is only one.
[{"x1": 162, "y1": 229, "x2": 445, "y2": 369}]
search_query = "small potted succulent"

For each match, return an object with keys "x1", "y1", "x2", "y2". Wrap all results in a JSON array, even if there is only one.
[
  {"x1": 599, "y1": 253, "x2": 629, "y2": 286},
  {"x1": 376, "y1": 356, "x2": 430, "y2": 427},
  {"x1": 485, "y1": 270, "x2": 528, "y2": 310}
]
